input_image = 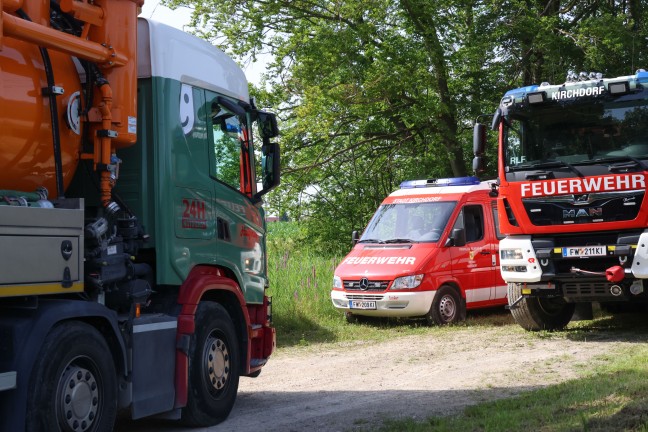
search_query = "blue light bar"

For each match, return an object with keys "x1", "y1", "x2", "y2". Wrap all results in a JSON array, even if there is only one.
[{"x1": 400, "y1": 176, "x2": 481, "y2": 189}]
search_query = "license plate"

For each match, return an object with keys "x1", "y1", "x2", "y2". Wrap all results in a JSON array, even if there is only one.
[
  {"x1": 349, "y1": 300, "x2": 376, "y2": 310},
  {"x1": 562, "y1": 246, "x2": 606, "y2": 258}
]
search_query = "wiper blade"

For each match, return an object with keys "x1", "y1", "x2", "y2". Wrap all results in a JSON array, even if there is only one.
[
  {"x1": 383, "y1": 238, "x2": 415, "y2": 244},
  {"x1": 357, "y1": 239, "x2": 384, "y2": 244},
  {"x1": 593, "y1": 156, "x2": 648, "y2": 172},
  {"x1": 517, "y1": 160, "x2": 585, "y2": 178}
]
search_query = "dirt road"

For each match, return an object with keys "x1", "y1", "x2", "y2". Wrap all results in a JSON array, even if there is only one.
[{"x1": 118, "y1": 320, "x2": 644, "y2": 432}]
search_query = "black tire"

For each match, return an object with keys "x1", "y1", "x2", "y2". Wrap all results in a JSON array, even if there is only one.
[
  {"x1": 508, "y1": 283, "x2": 575, "y2": 331},
  {"x1": 344, "y1": 312, "x2": 370, "y2": 324},
  {"x1": 426, "y1": 285, "x2": 464, "y2": 325},
  {"x1": 182, "y1": 302, "x2": 240, "y2": 427},
  {"x1": 25, "y1": 322, "x2": 117, "y2": 432}
]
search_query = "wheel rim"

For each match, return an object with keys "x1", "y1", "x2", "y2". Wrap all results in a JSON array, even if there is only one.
[
  {"x1": 56, "y1": 358, "x2": 101, "y2": 432},
  {"x1": 438, "y1": 294, "x2": 457, "y2": 322},
  {"x1": 203, "y1": 332, "x2": 230, "y2": 395}
]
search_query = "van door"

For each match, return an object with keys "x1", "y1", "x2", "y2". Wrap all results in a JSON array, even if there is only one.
[{"x1": 448, "y1": 204, "x2": 497, "y2": 304}]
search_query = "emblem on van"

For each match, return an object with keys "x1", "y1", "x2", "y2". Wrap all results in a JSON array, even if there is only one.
[{"x1": 359, "y1": 278, "x2": 370, "y2": 290}]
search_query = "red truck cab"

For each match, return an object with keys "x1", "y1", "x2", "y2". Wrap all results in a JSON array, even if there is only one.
[{"x1": 331, "y1": 177, "x2": 507, "y2": 324}]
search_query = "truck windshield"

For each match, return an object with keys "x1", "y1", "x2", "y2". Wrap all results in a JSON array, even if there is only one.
[
  {"x1": 360, "y1": 201, "x2": 456, "y2": 243},
  {"x1": 504, "y1": 92, "x2": 648, "y2": 170}
]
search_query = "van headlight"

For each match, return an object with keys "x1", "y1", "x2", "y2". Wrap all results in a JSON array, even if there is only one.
[
  {"x1": 391, "y1": 274, "x2": 424, "y2": 289},
  {"x1": 500, "y1": 248, "x2": 524, "y2": 260},
  {"x1": 333, "y1": 275, "x2": 343, "y2": 289}
]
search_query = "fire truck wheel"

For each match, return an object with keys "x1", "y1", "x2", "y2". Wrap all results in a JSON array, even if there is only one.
[
  {"x1": 182, "y1": 301, "x2": 240, "y2": 427},
  {"x1": 426, "y1": 285, "x2": 464, "y2": 325},
  {"x1": 507, "y1": 283, "x2": 576, "y2": 331},
  {"x1": 25, "y1": 322, "x2": 117, "y2": 432},
  {"x1": 344, "y1": 312, "x2": 370, "y2": 324}
]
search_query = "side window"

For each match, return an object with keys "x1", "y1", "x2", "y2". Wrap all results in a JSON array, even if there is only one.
[
  {"x1": 491, "y1": 201, "x2": 505, "y2": 240},
  {"x1": 452, "y1": 204, "x2": 484, "y2": 243},
  {"x1": 211, "y1": 105, "x2": 242, "y2": 190}
]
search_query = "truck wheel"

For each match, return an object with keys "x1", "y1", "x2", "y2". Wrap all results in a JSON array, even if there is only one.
[
  {"x1": 426, "y1": 285, "x2": 464, "y2": 325},
  {"x1": 508, "y1": 283, "x2": 575, "y2": 331},
  {"x1": 182, "y1": 302, "x2": 240, "y2": 427},
  {"x1": 26, "y1": 322, "x2": 117, "y2": 432}
]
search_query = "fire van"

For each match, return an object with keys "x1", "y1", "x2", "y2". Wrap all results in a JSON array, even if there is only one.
[{"x1": 331, "y1": 177, "x2": 508, "y2": 325}]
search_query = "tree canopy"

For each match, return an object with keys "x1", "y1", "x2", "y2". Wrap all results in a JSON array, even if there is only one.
[{"x1": 165, "y1": 0, "x2": 648, "y2": 253}]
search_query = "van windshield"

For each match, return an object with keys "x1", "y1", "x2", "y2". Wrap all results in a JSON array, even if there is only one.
[{"x1": 360, "y1": 201, "x2": 456, "y2": 243}]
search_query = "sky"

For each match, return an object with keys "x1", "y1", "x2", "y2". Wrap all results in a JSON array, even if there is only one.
[{"x1": 139, "y1": 0, "x2": 267, "y2": 85}]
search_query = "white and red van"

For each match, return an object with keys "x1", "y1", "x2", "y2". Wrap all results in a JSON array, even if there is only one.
[{"x1": 331, "y1": 177, "x2": 508, "y2": 324}]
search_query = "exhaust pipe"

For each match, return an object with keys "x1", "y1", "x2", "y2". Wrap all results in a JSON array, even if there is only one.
[{"x1": 610, "y1": 285, "x2": 623, "y2": 297}]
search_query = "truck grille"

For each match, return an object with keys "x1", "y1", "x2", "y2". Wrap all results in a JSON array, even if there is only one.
[{"x1": 523, "y1": 190, "x2": 644, "y2": 226}]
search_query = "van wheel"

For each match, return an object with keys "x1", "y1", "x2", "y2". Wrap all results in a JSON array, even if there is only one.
[
  {"x1": 508, "y1": 283, "x2": 575, "y2": 331},
  {"x1": 26, "y1": 322, "x2": 117, "y2": 432},
  {"x1": 182, "y1": 302, "x2": 240, "y2": 427},
  {"x1": 426, "y1": 285, "x2": 463, "y2": 325},
  {"x1": 345, "y1": 312, "x2": 368, "y2": 324}
]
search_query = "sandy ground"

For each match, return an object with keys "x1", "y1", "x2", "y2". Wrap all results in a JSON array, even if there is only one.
[{"x1": 118, "y1": 322, "x2": 640, "y2": 432}]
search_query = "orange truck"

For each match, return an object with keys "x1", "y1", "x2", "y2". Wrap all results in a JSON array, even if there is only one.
[
  {"x1": 331, "y1": 177, "x2": 508, "y2": 325},
  {"x1": 474, "y1": 70, "x2": 648, "y2": 330},
  {"x1": 0, "y1": 1, "x2": 280, "y2": 430}
]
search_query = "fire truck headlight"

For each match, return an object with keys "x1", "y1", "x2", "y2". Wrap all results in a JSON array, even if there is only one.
[
  {"x1": 391, "y1": 274, "x2": 424, "y2": 289},
  {"x1": 333, "y1": 275, "x2": 343, "y2": 289},
  {"x1": 500, "y1": 248, "x2": 524, "y2": 260},
  {"x1": 501, "y1": 265, "x2": 528, "y2": 272}
]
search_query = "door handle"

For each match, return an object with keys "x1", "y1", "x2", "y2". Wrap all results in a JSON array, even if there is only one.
[{"x1": 480, "y1": 251, "x2": 491, "y2": 255}]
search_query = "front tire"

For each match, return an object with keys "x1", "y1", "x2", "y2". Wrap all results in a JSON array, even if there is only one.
[
  {"x1": 26, "y1": 322, "x2": 117, "y2": 432},
  {"x1": 182, "y1": 302, "x2": 240, "y2": 427},
  {"x1": 426, "y1": 285, "x2": 464, "y2": 325},
  {"x1": 508, "y1": 283, "x2": 575, "y2": 331}
]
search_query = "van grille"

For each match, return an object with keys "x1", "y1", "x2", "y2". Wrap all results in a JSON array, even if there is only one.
[
  {"x1": 346, "y1": 294, "x2": 383, "y2": 301},
  {"x1": 343, "y1": 280, "x2": 389, "y2": 291}
]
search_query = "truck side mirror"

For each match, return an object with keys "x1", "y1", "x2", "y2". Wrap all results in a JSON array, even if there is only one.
[
  {"x1": 254, "y1": 142, "x2": 280, "y2": 200},
  {"x1": 352, "y1": 230, "x2": 360, "y2": 246},
  {"x1": 473, "y1": 123, "x2": 486, "y2": 156},
  {"x1": 473, "y1": 156, "x2": 486, "y2": 175},
  {"x1": 257, "y1": 111, "x2": 279, "y2": 139},
  {"x1": 446, "y1": 228, "x2": 466, "y2": 247}
]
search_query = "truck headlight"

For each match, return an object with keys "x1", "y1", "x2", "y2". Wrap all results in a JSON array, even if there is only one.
[
  {"x1": 500, "y1": 248, "x2": 524, "y2": 260},
  {"x1": 391, "y1": 274, "x2": 424, "y2": 289},
  {"x1": 333, "y1": 275, "x2": 343, "y2": 289}
]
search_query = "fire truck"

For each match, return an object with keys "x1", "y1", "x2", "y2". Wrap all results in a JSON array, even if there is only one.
[
  {"x1": 474, "y1": 70, "x2": 648, "y2": 331},
  {"x1": 0, "y1": 1, "x2": 279, "y2": 430},
  {"x1": 331, "y1": 177, "x2": 508, "y2": 325}
]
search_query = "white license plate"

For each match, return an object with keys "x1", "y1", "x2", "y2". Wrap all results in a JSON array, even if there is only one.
[
  {"x1": 562, "y1": 246, "x2": 606, "y2": 258},
  {"x1": 349, "y1": 300, "x2": 376, "y2": 310}
]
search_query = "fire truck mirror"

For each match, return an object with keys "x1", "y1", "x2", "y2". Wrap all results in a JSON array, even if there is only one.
[
  {"x1": 473, "y1": 156, "x2": 486, "y2": 175},
  {"x1": 473, "y1": 123, "x2": 486, "y2": 156},
  {"x1": 448, "y1": 228, "x2": 466, "y2": 247},
  {"x1": 258, "y1": 111, "x2": 279, "y2": 139},
  {"x1": 351, "y1": 230, "x2": 360, "y2": 245}
]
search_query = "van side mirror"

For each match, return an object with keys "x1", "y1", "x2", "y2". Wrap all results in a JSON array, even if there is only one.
[
  {"x1": 352, "y1": 230, "x2": 360, "y2": 246},
  {"x1": 473, "y1": 122, "x2": 487, "y2": 175},
  {"x1": 446, "y1": 228, "x2": 466, "y2": 247}
]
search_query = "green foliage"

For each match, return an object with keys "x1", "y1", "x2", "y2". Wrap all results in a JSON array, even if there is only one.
[{"x1": 165, "y1": 0, "x2": 648, "y2": 253}]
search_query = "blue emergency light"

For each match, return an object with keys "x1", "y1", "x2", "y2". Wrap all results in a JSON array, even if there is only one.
[{"x1": 400, "y1": 176, "x2": 481, "y2": 189}]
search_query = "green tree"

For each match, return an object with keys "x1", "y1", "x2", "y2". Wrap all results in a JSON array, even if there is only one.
[{"x1": 165, "y1": 0, "x2": 648, "y2": 252}]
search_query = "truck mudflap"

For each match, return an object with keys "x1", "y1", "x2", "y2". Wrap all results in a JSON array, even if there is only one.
[{"x1": 0, "y1": 299, "x2": 127, "y2": 432}]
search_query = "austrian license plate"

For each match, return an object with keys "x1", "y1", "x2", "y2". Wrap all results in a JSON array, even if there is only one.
[
  {"x1": 349, "y1": 300, "x2": 376, "y2": 310},
  {"x1": 562, "y1": 246, "x2": 606, "y2": 258}
]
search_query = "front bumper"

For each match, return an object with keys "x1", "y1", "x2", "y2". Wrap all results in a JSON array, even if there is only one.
[{"x1": 330, "y1": 289, "x2": 436, "y2": 317}]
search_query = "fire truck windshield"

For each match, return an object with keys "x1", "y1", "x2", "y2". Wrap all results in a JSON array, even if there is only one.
[
  {"x1": 360, "y1": 201, "x2": 456, "y2": 243},
  {"x1": 504, "y1": 93, "x2": 648, "y2": 171}
]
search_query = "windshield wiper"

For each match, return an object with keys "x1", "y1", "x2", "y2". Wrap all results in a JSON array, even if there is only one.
[
  {"x1": 591, "y1": 156, "x2": 648, "y2": 172},
  {"x1": 518, "y1": 160, "x2": 585, "y2": 178},
  {"x1": 357, "y1": 239, "x2": 384, "y2": 244},
  {"x1": 383, "y1": 238, "x2": 415, "y2": 244}
]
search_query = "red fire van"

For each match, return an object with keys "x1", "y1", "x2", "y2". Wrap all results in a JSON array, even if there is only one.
[{"x1": 331, "y1": 177, "x2": 508, "y2": 324}]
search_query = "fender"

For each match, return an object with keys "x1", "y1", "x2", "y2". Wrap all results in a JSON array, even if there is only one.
[
  {"x1": 0, "y1": 299, "x2": 127, "y2": 432},
  {"x1": 173, "y1": 265, "x2": 250, "y2": 408}
]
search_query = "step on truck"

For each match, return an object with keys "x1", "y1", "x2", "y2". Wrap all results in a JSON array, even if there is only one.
[
  {"x1": 474, "y1": 70, "x2": 648, "y2": 331},
  {"x1": 0, "y1": 2, "x2": 280, "y2": 430},
  {"x1": 331, "y1": 177, "x2": 508, "y2": 325}
]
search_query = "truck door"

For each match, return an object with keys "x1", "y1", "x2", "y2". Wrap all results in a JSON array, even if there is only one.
[{"x1": 448, "y1": 204, "x2": 497, "y2": 304}]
